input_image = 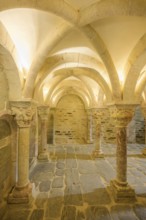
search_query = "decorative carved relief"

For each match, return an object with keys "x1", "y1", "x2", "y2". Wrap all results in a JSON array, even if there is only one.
[
  {"x1": 38, "y1": 106, "x2": 49, "y2": 120},
  {"x1": 10, "y1": 101, "x2": 36, "y2": 127},
  {"x1": 109, "y1": 105, "x2": 135, "y2": 127}
]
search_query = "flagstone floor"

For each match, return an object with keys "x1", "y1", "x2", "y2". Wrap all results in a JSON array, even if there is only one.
[{"x1": 4, "y1": 143, "x2": 146, "y2": 220}]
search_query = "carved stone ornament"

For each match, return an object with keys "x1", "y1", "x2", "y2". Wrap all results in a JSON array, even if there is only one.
[
  {"x1": 10, "y1": 101, "x2": 36, "y2": 127},
  {"x1": 38, "y1": 106, "x2": 49, "y2": 120},
  {"x1": 109, "y1": 105, "x2": 135, "y2": 127}
]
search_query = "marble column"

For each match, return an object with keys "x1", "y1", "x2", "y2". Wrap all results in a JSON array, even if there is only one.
[
  {"x1": 37, "y1": 106, "x2": 49, "y2": 161},
  {"x1": 86, "y1": 109, "x2": 93, "y2": 144},
  {"x1": 8, "y1": 100, "x2": 36, "y2": 204},
  {"x1": 92, "y1": 108, "x2": 104, "y2": 158},
  {"x1": 141, "y1": 106, "x2": 146, "y2": 155},
  {"x1": 109, "y1": 104, "x2": 136, "y2": 202}
]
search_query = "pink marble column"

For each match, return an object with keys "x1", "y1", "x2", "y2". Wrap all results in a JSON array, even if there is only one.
[
  {"x1": 37, "y1": 106, "x2": 49, "y2": 161},
  {"x1": 92, "y1": 108, "x2": 104, "y2": 158},
  {"x1": 109, "y1": 104, "x2": 136, "y2": 202},
  {"x1": 8, "y1": 100, "x2": 36, "y2": 204},
  {"x1": 86, "y1": 109, "x2": 93, "y2": 144}
]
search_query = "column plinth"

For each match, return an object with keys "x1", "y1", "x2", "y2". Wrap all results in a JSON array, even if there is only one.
[
  {"x1": 109, "y1": 104, "x2": 136, "y2": 202},
  {"x1": 37, "y1": 106, "x2": 49, "y2": 161},
  {"x1": 8, "y1": 100, "x2": 36, "y2": 204}
]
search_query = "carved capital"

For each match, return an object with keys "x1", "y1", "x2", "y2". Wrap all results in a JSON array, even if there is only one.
[
  {"x1": 38, "y1": 106, "x2": 49, "y2": 121},
  {"x1": 109, "y1": 105, "x2": 135, "y2": 127},
  {"x1": 10, "y1": 101, "x2": 36, "y2": 127}
]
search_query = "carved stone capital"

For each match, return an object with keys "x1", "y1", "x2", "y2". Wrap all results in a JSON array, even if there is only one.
[
  {"x1": 109, "y1": 105, "x2": 136, "y2": 127},
  {"x1": 38, "y1": 106, "x2": 49, "y2": 120},
  {"x1": 10, "y1": 101, "x2": 36, "y2": 128}
]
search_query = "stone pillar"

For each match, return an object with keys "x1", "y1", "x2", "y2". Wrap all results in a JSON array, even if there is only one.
[
  {"x1": 109, "y1": 104, "x2": 136, "y2": 202},
  {"x1": 86, "y1": 109, "x2": 93, "y2": 144},
  {"x1": 92, "y1": 108, "x2": 104, "y2": 158},
  {"x1": 51, "y1": 108, "x2": 56, "y2": 145},
  {"x1": 141, "y1": 106, "x2": 146, "y2": 155},
  {"x1": 37, "y1": 106, "x2": 49, "y2": 161},
  {"x1": 8, "y1": 100, "x2": 36, "y2": 204}
]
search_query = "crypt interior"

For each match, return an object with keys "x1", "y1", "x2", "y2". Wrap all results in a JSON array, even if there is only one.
[{"x1": 1, "y1": 0, "x2": 146, "y2": 219}]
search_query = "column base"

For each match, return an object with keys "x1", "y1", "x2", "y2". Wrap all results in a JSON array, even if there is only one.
[
  {"x1": 142, "y1": 148, "x2": 146, "y2": 156},
  {"x1": 110, "y1": 179, "x2": 136, "y2": 203},
  {"x1": 92, "y1": 150, "x2": 104, "y2": 158},
  {"x1": 37, "y1": 152, "x2": 49, "y2": 161},
  {"x1": 7, "y1": 183, "x2": 32, "y2": 204}
]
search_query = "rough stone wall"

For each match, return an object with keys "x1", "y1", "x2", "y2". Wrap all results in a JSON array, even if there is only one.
[
  {"x1": 127, "y1": 106, "x2": 145, "y2": 144},
  {"x1": 101, "y1": 108, "x2": 116, "y2": 144},
  {"x1": 92, "y1": 108, "x2": 116, "y2": 144},
  {"x1": 135, "y1": 107, "x2": 145, "y2": 144},
  {"x1": 91, "y1": 107, "x2": 145, "y2": 145},
  {"x1": 0, "y1": 69, "x2": 8, "y2": 111},
  {"x1": 0, "y1": 119, "x2": 12, "y2": 219},
  {"x1": 54, "y1": 95, "x2": 87, "y2": 144}
]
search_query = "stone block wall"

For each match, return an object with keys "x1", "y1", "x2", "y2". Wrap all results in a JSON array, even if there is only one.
[
  {"x1": 0, "y1": 119, "x2": 12, "y2": 219},
  {"x1": 92, "y1": 108, "x2": 116, "y2": 144},
  {"x1": 54, "y1": 95, "x2": 87, "y2": 144},
  {"x1": 127, "y1": 106, "x2": 145, "y2": 144},
  {"x1": 135, "y1": 107, "x2": 145, "y2": 144},
  {"x1": 91, "y1": 107, "x2": 145, "y2": 145}
]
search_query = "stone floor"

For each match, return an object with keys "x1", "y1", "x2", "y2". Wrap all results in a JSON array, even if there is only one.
[{"x1": 3, "y1": 143, "x2": 146, "y2": 220}]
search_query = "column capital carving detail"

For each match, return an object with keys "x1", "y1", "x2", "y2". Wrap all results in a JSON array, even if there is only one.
[
  {"x1": 10, "y1": 101, "x2": 36, "y2": 128},
  {"x1": 38, "y1": 106, "x2": 49, "y2": 120},
  {"x1": 109, "y1": 104, "x2": 136, "y2": 127}
]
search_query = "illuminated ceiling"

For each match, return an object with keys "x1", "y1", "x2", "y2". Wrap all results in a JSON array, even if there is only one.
[{"x1": 0, "y1": 0, "x2": 146, "y2": 106}]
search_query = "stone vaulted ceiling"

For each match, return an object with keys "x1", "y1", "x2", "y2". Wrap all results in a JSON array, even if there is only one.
[{"x1": 0, "y1": 0, "x2": 146, "y2": 109}]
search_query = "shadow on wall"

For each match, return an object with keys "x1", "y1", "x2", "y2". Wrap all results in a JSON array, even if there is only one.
[
  {"x1": 127, "y1": 106, "x2": 145, "y2": 144},
  {"x1": 0, "y1": 117, "x2": 15, "y2": 219}
]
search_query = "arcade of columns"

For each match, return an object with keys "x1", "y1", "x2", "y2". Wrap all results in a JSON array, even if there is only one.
[{"x1": 6, "y1": 99, "x2": 146, "y2": 204}]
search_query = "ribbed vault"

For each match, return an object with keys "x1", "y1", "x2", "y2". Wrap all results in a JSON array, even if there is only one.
[{"x1": 0, "y1": 1, "x2": 146, "y2": 106}]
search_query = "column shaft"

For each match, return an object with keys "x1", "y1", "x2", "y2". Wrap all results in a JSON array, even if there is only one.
[
  {"x1": 87, "y1": 110, "x2": 93, "y2": 144},
  {"x1": 38, "y1": 106, "x2": 49, "y2": 161},
  {"x1": 109, "y1": 104, "x2": 136, "y2": 202},
  {"x1": 8, "y1": 100, "x2": 36, "y2": 204},
  {"x1": 17, "y1": 127, "x2": 30, "y2": 188},
  {"x1": 41, "y1": 119, "x2": 47, "y2": 151},
  {"x1": 92, "y1": 108, "x2": 104, "y2": 158},
  {"x1": 116, "y1": 126, "x2": 127, "y2": 183}
]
